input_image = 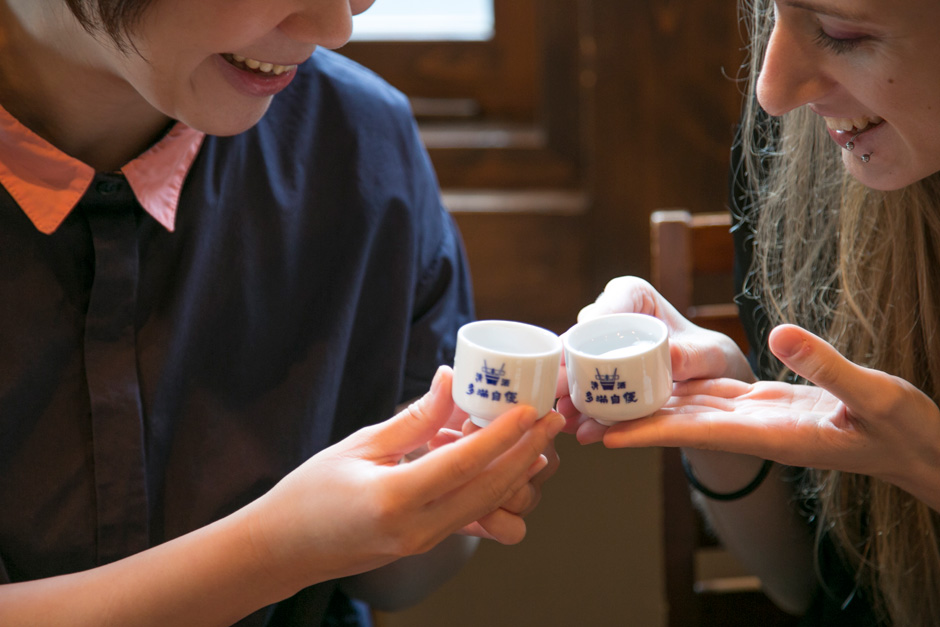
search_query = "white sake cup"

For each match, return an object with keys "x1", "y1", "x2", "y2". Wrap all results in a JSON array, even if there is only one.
[
  {"x1": 452, "y1": 320, "x2": 563, "y2": 428},
  {"x1": 563, "y1": 313, "x2": 672, "y2": 425}
]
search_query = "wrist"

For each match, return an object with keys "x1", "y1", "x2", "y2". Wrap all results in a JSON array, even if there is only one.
[
  {"x1": 681, "y1": 451, "x2": 772, "y2": 501},
  {"x1": 680, "y1": 448, "x2": 769, "y2": 494},
  {"x1": 241, "y1": 492, "x2": 318, "y2": 598},
  {"x1": 885, "y1": 441, "x2": 940, "y2": 514}
]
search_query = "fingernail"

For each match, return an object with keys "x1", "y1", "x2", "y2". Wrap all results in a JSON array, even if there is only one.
[
  {"x1": 527, "y1": 454, "x2": 549, "y2": 478},
  {"x1": 772, "y1": 328, "x2": 805, "y2": 359},
  {"x1": 545, "y1": 412, "x2": 565, "y2": 438}
]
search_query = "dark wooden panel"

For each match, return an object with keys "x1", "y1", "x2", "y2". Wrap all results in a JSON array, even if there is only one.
[
  {"x1": 584, "y1": 0, "x2": 746, "y2": 293},
  {"x1": 452, "y1": 210, "x2": 589, "y2": 335},
  {"x1": 430, "y1": 145, "x2": 579, "y2": 189}
]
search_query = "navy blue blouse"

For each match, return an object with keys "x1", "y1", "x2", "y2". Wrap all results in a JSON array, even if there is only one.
[{"x1": 0, "y1": 49, "x2": 474, "y2": 625}]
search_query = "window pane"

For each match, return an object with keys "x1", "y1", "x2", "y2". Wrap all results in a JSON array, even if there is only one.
[{"x1": 351, "y1": 0, "x2": 494, "y2": 41}]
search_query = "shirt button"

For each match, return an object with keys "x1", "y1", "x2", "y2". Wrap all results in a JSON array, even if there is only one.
[{"x1": 96, "y1": 180, "x2": 124, "y2": 195}]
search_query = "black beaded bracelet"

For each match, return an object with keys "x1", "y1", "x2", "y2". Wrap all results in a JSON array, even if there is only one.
[{"x1": 680, "y1": 452, "x2": 773, "y2": 501}]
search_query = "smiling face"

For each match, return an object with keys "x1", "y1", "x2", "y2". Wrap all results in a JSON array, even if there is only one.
[
  {"x1": 92, "y1": 0, "x2": 377, "y2": 136},
  {"x1": 756, "y1": 0, "x2": 940, "y2": 190},
  {"x1": 0, "y1": 0, "x2": 376, "y2": 169}
]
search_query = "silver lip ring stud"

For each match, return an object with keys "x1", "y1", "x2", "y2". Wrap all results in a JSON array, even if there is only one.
[{"x1": 844, "y1": 130, "x2": 863, "y2": 152}]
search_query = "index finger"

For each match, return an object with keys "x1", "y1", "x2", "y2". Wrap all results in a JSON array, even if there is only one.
[
  {"x1": 401, "y1": 405, "x2": 544, "y2": 502},
  {"x1": 600, "y1": 407, "x2": 806, "y2": 464},
  {"x1": 416, "y1": 411, "x2": 563, "y2": 539}
]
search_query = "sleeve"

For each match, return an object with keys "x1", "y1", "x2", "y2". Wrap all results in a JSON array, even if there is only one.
[
  {"x1": 401, "y1": 213, "x2": 474, "y2": 403},
  {"x1": 397, "y1": 123, "x2": 475, "y2": 404},
  {"x1": 797, "y1": 537, "x2": 881, "y2": 627}
]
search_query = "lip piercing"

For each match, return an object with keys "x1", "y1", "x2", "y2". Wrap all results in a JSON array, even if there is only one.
[
  {"x1": 845, "y1": 130, "x2": 863, "y2": 151},
  {"x1": 861, "y1": 153, "x2": 871, "y2": 163}
]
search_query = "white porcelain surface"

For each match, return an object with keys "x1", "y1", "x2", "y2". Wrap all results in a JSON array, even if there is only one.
[
  {"x1": 563, "y1": 313, "x2": 672, "y2": 425},
  {"x1": 452, "y1": 320, "x2": 562, "y2": 427}
]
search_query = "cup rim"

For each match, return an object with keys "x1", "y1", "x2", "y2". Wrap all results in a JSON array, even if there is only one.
[
  {"x1": 457, "y1": 319, "x2": 562, "y2": 358},
  {"x1": 562, "y1": 313, "x2": 668, "y2": 358}
]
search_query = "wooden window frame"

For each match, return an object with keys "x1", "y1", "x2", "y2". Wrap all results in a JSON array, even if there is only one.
[
  {"x1": 341, "y1": 0, "x2": 585, "y2": 191},
  {"x1": 344, "y1": 0, "x2": 539, "y2": 121}
]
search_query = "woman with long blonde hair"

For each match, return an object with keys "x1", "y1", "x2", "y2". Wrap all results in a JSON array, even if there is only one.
[{"x1": 560, "y1": 0, "x2": 940, "y2": 624}]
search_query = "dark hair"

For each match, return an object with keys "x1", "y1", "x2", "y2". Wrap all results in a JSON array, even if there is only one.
[{"x1": 63, "y1": 0, "x2": 154, "y2": 48}]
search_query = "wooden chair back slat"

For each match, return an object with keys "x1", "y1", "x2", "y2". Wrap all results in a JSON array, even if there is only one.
[{"x1": 650, "y1": 209, "x2": 798, "y2": 627}]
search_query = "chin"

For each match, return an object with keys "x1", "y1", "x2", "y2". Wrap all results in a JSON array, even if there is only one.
[
  {"x1": 177, "y1": 103, "x2": 272, "y2": 137},
  {"x1": 842, "y1": 152, "x2": 927, "y2": 192}
]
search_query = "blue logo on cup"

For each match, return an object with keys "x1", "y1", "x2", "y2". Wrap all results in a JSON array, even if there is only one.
[
  {"x1": 585, "y1": 367, "x2": 637, "y2": 405},
  {"x1": 481, "y1": 360, "x2": 505, "y2": 385},
  {"x1": 594, "y1": 367, "x2": 620, "y2": 390},
  {"x1": 465, "y1": 360, "x2": 518, "y2": 405}
]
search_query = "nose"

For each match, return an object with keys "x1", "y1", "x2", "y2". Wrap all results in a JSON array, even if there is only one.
[
  {"x1": 756, "y1": 18, "x2": 834, "y2": 116},
  {"x1": 279, "y1": 0, "x2": 377, "y2": 49}
]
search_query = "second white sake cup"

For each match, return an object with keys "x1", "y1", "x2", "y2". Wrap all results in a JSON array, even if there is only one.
[{"x1": 563, "y1": 313, "x2": 672, "y2": 425}]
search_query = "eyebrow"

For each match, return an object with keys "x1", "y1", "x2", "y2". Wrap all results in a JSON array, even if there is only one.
[{"x1": 782, "y1": 0, "x2": 872, "y2": 22}]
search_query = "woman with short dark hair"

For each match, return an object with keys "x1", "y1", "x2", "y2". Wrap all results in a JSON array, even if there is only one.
[{"x1": 0, "y1": 1, "x2": 564, "y2": 625}]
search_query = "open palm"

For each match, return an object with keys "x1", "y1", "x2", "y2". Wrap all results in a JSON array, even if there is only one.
[{"x1": 602, "y1": 324, "x2": 940, "y2": 510}]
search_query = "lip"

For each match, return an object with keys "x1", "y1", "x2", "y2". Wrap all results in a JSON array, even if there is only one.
[
  {"x1": 213, "y1": 54, "x2": 298, "y2": 98},
  {"x1": 826, "y1": 119, "x2": 885, "y2": 153}
]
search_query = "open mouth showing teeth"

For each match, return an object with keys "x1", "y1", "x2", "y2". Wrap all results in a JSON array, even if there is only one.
[
  {"x1": 825, "y1": 115, "x2": 884, "y2": 134},
  {"x1": 222, "y1": 53, "x2": 295, "y2": 76}
]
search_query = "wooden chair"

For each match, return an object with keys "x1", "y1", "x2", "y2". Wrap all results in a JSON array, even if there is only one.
[{"x1": 650, "y1": 209, "x2": 799, "y2": 627}]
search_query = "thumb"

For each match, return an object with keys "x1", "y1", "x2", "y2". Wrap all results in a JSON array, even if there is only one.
[
  {"x1": 668, "y1": 340, "x2": 704, "y2": 382},
  {"x1": 362, "y1": 366, "x2": 457, "y2": 460},
  {"x1": 768, "y1": 324, "x2": 877, "y2": 409},
  {"x1": 577, "y1": 276, "x2": 660, "y2": 322},
  {"x1": 668, "y1": 336, "x2": 728, "y2": 382}
]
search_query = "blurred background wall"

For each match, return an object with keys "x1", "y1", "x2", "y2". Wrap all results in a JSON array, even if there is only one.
[{"x1": 340, "y1": 1, "x2": 746, "y2": 624}]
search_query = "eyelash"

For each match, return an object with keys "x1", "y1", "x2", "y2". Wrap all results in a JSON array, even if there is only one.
[{"x1": 813, "y1": 29, "x2": 867, "y2": 54}]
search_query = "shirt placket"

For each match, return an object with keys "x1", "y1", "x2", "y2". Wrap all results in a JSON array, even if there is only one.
[{"x1": 80, "y1": 173, "x2": 150, "y2": 565}]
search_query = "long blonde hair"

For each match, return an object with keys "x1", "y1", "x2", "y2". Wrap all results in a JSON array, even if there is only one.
[{"x1": 738, "y1": 1, "x2": 940, "y2": 623}]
